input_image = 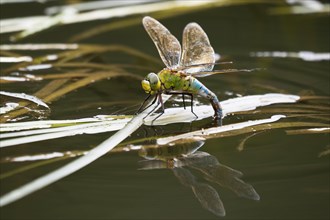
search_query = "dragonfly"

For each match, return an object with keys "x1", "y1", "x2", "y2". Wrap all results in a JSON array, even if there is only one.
[{"x1": 139, "y1": 16, "x2": 224, "y2": 125}]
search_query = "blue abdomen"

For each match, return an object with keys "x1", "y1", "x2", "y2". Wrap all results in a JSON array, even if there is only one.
[
  {"x1": 190, "y1": 78, "x2": 213, "y2": 98},
  {"x1": 190, "y1": 78, "x2": 222, "y2": 119}
]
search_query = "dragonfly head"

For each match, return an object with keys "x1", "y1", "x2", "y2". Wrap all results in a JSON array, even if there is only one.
[{"x1": 141, "y1": 72, "x2": 160, "y2": 95}]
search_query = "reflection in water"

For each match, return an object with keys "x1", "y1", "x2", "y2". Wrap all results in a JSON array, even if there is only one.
[{"x1": 138, "y1": 141, "x2": 260, "y2": 217}]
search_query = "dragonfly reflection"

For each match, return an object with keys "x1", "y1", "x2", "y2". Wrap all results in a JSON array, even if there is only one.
[
  {"x1": 139, "y1": 16, "x2": 223, "y2": 125},
  {"x1": 138, "y1": 142, "x2": 260, "y2": 217}
]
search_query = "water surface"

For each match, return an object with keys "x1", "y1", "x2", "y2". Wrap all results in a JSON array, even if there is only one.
[{"x1": 0, "y1": 1, "x2": 329, "y2": 219}]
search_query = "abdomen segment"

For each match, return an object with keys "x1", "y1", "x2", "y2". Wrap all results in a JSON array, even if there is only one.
[{"x1": 189, "y1": 78, "x2": 223, "y2": 120}]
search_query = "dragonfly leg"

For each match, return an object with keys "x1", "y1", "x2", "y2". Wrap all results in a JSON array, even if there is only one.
[
  {"x1": 138, "y1": 94, "x2": 159, "y2": 115},
  {"x1": 150, "y1": 93, "x2": 165, "y2": 125},
  {"x1": 151, "y1": 111, "x2": 164, "y2": 125},
  {"x1": 158, "y1": 93, "x2": 165, "y2": 113},
  {"x1": 143, "y1": 95, "x2": 160, "y2": 120},
  {"x1": 187, "y1": 93, "x2": 198, "y2": 119},
  {"x1": 136, "y1": 94, "x2": 151, "y2": 114},
  {"x1": 166, "y1": 91, "x2": 197, "y2": 119}
]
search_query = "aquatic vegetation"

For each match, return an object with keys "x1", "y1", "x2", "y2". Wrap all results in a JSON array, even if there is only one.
[
  {"x1": 1, "y1": 92, "x2": 328, "y2": 207},
  {"x1": 0, "y1": 0, "x2": 329, "y2": 218}
]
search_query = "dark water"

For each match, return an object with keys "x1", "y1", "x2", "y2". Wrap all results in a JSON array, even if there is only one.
[{"x1": 0, "y1": 1, "x2": 329, "y2": 220}]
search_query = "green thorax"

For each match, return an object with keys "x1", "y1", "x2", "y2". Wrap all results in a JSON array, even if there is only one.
[{"x1": 158, "y1": 68, "x2": 196, "y2": 92}]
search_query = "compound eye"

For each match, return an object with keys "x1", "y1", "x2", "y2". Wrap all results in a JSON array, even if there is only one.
[
  {"x1": 141, "y1": 79, "x2": 151, "y2": 93},
  {"x1": 142, "y1": 72, "x2": 160, "y2": 94},
  {"x1": 147, "y1": 73, "x2": 158, "y2": 84},
  {"x1": 147, "y1": 72, "x2": 160, "y2": 89}
]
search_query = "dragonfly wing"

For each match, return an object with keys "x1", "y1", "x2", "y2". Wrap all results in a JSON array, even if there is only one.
[
  {"x1": 180, "y1": 22, "x2": 215, "y2": 74},
  {"x1": 191, "y1": 69, "x2": 257, "y2": 77},
  {"x1": 143, "y1": 16, "x2": 181, "y2": 68}
]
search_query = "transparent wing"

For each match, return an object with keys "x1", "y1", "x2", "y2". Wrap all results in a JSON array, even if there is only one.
[
  {"x1": 142, "y1": 16, "x2": 181, "y2": 68},
  {"x1": 180, "y1": 22, "x2": 215, "y2": 74},
  {"x1": 191, "y1": 68, "x2": 261, "y2": 77}
]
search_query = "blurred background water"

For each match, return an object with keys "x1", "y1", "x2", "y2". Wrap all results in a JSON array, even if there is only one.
[{"x1": 0, "y1": 0, "x2": 329, "y2": 219}]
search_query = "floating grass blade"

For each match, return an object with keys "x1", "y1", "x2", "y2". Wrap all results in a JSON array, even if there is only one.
[
  {"x1": 286, "y1": 127, "x2": 330, "y2": 135},
  {"x1": 0, "y1": 118, "x2": 131, "y2": 147},
  {"x1": 1, "y1": 93, "x2": 327, "y2": 206},
  {"x1": 0, "y1": 56, "x2": 33, "y2": 63},
  {"x1": 144, "y1": 93, "x2": 299, "y2": 126},
  {"x1": 0, "y1": 115, "x2": 118, "y2": 132},
  {"x1": 1, "y1": 93, "x2": 300, "y2": 147},
  {"x1": 0, "y1": 44, "x2": 79, "y2": 50},
  {"x1": 1, "y1": 0, "x2": 284, "y2": 39},
  {"x1": 45, "y1": 0, "x2": 163, "y2": 15},
  {"x1": 10, "y1": 8, "x2": 77, "y2": 41},
  {"x1": 1, "y1": 70, "x2": 140, "y2": 122},
  {"x1": 237, "y1": 132, "x2": 264, "y2": 152},
  {"x1": 69, "y1": 0, "x2": 283, "y2": 41},
  {"x1": 0, "y1": 151, "x2": 87, "y2": 180},
  {"x1": 0, "y1": 91, "x2": 49, "y2": 109},
  {"x1": 156, "y1": 115, "x2": 286, "y2": 145},
  {"x1": 0, "y1": 95, "x2": 170, "y2": 207},
  {"x1": 1, "y1": 44, "x2": 161, "y2": 75}
]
